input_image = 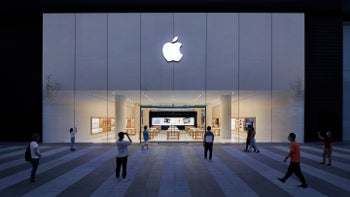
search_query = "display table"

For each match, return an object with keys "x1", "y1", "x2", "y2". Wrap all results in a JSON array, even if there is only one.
[
  {"x1": 167, "y1": 130, "x2": 180, "y2": 140},
  {"x1": 193, "y1": 129, "x2": 204, "y2": 139},
  {"x1": 126, "y1": 128, "x2": 136, "y2": 135},
  {"x1": 167, "y1": 125, "x2": 180, "y2": 140}
]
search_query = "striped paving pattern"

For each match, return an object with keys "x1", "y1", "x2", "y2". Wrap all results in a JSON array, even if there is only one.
[{"x1": 1, "y1": 142, "x2": 350, "y2": 197}]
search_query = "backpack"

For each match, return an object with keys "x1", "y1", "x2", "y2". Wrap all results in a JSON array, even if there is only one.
[{"x1": 25, "y1": 144, "x2": 32, "y2": 162}]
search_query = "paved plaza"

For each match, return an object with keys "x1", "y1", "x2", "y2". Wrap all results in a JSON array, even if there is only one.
[{"x1": 1, "y1": 142, "x2": 350, "y2": 197}]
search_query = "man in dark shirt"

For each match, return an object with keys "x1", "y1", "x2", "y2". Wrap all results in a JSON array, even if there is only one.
[{"x1": 203, "y1": 126, "x2": 214, "y2": 161}]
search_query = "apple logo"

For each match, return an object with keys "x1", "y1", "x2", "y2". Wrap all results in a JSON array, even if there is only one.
[{"x1": 162, "y1": 36, "x2": 183, "y2": 62}]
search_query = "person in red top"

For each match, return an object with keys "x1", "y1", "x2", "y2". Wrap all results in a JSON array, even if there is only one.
[
  {"x1": 317, "y1": 130, "x2": 334, "y2": 166},
  {"x1": 277, "y1": 132, "x2": 308, "y2": 188}
]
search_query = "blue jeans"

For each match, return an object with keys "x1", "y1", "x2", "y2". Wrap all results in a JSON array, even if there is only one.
[
  {"x1": 70, "y1": 137, "x2": 75, "y2": 150},
  {"x1": 31, "y1": 158, "x2": 40, "y2": 180},
  {"x1": 248, "y1": 138, "x2": 259, "y2": 152}
]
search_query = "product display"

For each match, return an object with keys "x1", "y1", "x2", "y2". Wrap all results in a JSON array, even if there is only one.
[{"x1": 90, "y1": 117, "x2": 115, "y2": 134}]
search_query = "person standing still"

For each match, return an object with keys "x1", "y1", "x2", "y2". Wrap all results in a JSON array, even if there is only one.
[
  {"x1": 30, "y1": 133, "x2": 41, "y2": 183},
  {"x1": 277, "y1": 132, "x2": 308, "y2": 188},
  {"x1": 116, "y1": 131, "x2": 132, "y2": 182},
  {"x1": 142, "y1": 125, "x2": 149, "y2": 151},
  {"x1": 203, "y1": 126, "x2": 214, "y2": 161},
  {"x1": 317, "y1": 131, "x2": 334, "y2": 166},
  {"x1": 69, "y1": 127, "x2": 77, "y2": 151}
]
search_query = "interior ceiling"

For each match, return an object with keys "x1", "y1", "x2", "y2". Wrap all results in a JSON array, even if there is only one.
[
  {"x1": 108, "y1": 90, "x2": 236, "y2": 106},
  {"x1": 88, "y1": 90, "x2": 259, "y2": 106}
]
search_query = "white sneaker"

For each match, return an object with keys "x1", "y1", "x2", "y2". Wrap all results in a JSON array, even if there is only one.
[
  {"x1": 122, "y1": 178, "x2": 128, "y2": 182},
  {"x1": 115, "y1": 178, "x2": 121, "y2": 182}
]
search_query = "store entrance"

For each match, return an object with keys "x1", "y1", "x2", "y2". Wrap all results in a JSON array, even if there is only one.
[{"x1": 139, "y1": 105, "x2": 206, "y2": 143}]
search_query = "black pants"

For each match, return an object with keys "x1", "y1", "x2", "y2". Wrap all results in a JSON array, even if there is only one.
[
  {"x1": 245, "y1": 138, "x2": 251, "y2": 151},
  {"x1": 204, "y1": 143, "x2": 213, "y2": 160},
  {"x1": 283, "y1": 162, "x2": 307, "y2": 185},
  {"x1": 116, "y1": 156, "x2": 128, "y2": 179}
]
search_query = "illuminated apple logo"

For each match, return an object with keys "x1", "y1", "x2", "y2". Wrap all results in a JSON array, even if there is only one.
[{"x1": 162, "y1": 36, "x2": 183, "y2": 62}]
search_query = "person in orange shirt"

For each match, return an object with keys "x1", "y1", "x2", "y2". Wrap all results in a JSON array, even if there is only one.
[{"x1": 277, "y1": 132, "x2": 308, "y2": 188}]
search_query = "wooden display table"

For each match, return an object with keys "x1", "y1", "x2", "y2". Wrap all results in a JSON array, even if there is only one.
[
  {"x1": 167, "y1": 130, "x2": 180, "y2": 140},
  {"x1": 167, "y1": 125, "x2": 180, "y2": 140},
  {"x1": 193, "y1": 129, "x2": 204, "y2": 139},
  {"x1": 126, "y1": 128, "x2": 136, "y2": 135}
]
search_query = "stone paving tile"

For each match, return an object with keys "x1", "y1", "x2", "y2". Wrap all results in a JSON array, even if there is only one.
[{"x1": 0, "y1": 142, "x2": 350, "y2": 197}]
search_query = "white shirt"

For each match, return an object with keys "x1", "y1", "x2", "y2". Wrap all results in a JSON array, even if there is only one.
[
  {"x1": 116, "y1": 140, "x2": 131, "y2": 157},
  {"x1": 70, "y1": 128, "x2": 77, "y2": 138},
  {"x1": 30, "y1": 141, "x2": 40, "y2": 159}
]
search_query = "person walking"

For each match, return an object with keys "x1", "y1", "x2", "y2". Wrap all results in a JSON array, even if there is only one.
[
  {"x1": 317, "y1": 130, "x2": 334, "y2": 166},
  {"x1": 30, "y1": 133, "x2": 41, "y2": 183},
  {"x1": 277, "y1": 132, "x2": 308, "y2": 188},
  {"x1": 69, "y1": 127, "x2": 77, "y2": 151},
  {"x1": 142, "y1": 125, "x2": 149, "y2": 151},
  {"x1": 244, "y1": 125, "x2": 256, "y2": 152},
  {"x1": 248, "y1": 125, "x2": 260, "y2": 153},
  {"x1": 203, "y1": 126, "x2": 214, "y2": 161},
  {"x1": 116, "y1": 131, "x2": 132, "y2": 182}
]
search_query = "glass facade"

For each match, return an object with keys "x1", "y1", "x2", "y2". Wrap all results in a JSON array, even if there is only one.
[{"x1": 43, "y1": 13, "x2": 304, "y2": 143}]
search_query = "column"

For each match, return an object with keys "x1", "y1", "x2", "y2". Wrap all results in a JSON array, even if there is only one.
[
  {"x1": 134, "y1": 103, "x2": 140, "y2": 133},
  {"x1": 142, "y1": 108, "x2": 150, "y2": 128},
  {"x1": 196, "y1": 108, "x2": 202, "y2": 128}
]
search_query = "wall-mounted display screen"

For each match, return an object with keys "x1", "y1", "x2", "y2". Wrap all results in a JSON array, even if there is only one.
[
  {"x1": 152, "y1": 117, "x2": 195, "y2": 126},
  {"x1": 149, "y1": 111, "x2": 197, "y2": 127}
]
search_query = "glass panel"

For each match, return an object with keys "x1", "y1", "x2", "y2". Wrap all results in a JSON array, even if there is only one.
[
  {"x1": 140, "y1": 13, "x2": 174, "y2": 142},
  {"x1": 43, "y1": 14, "x2": 76, "y2": 143},
  {"x1": 238, "y1": 13, "x2": 272, "y2": 143},
  {"x1": 75, "y1": 14, "x2": 109, "y2": 143},
  {"x1": 272, "y1": 13, "x2": 305, "y2": 142},
  {"x1": 108, "y1": 13, "x2": 141, "y2": 143},
  {"x1": 173, "y1": 13, "x2": 207, "y2": 142},
  {"x1": 206, "y1": 13, "x2": 237, "y2": 143}
]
